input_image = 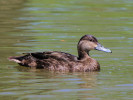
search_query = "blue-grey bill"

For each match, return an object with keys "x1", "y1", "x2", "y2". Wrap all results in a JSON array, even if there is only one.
[{"x1": 95, "y1": 43, "x2": 112, "y2": 53}]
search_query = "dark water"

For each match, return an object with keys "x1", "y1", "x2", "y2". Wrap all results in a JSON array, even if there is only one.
[{"x1": 0, "y1": 0, "x2": 133, "y2": 99}]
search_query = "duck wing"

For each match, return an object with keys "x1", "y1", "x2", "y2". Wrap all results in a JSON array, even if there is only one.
[
  {"x1": 8, "y1": 51, "x2": 78, "y2": 69},
  {"x1": 23, "y1": 51, "x2": 78, "y2": 61}
]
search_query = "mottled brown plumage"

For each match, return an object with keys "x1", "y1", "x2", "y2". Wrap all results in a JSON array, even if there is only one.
[{"x1": 8, "y1": 35, "x2": 112, "y2": 72}]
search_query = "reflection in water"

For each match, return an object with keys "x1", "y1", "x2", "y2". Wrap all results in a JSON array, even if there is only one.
[
  {"x1": 16, "y1": 66, "x2": 99, "y2": 99},
  {"x1": 74, "y1": 72, "x2": 99, "y2": 99}
]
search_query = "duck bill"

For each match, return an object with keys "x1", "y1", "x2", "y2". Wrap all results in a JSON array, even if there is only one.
[{"x1": 95, "y1": 43, "x2": 112, "y2": 53}]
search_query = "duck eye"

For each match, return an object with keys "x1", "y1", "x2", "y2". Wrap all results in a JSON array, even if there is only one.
[{"x1": 90, "y1": 39, "x2": 93, "y2": 42}]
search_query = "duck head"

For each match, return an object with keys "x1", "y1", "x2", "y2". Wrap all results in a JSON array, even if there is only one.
[{"x1": 78, "y1": 35, "x2": 112, "y2": 59}]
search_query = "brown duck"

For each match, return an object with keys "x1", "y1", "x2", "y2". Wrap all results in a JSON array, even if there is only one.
[{"x1": 8, "y1": 35, "x2": 112, "y2": 72}]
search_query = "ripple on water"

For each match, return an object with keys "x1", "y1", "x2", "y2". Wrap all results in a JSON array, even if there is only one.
[
  {"x1": 52, "y1": 88, "x2": 92, "y2": 92},
  {"x1": 0, "y1": 92, "x2": 19, "y2": 95},
  {"x1": 116, "y1": 84, "x2": 133, "y2": 87}
]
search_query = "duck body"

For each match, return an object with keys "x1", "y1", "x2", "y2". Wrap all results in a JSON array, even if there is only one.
[
  {"x1": 9, "y1": 51, "x2": 100, "y2": 71},
  {"x1": 9, "y1": 35, "x2": 111, "y2": 72}
]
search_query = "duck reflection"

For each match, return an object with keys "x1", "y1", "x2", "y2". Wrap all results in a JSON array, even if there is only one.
[{"x1": 16, "y1": 66, "x2": 98, "y2": 99}]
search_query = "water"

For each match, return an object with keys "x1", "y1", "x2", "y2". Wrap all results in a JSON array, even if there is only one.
[{"x1": 0, "y1": 0, "x2": 133, "y2": 99}]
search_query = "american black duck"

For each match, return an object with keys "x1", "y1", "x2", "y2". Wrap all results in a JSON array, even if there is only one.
[{"x1": 8, "y1": 35, "x2": 112, "y2": 71}]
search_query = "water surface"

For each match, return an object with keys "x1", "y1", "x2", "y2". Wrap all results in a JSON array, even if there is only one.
[{"x1": 0, "y1": 0, "x2": 133, "y2": 100}]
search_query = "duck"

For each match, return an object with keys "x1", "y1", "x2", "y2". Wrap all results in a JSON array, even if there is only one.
[{"x1": 8, "y1": 35, "x2": 112, "y2": 72}]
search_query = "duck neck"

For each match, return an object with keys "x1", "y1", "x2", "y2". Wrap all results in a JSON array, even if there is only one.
[{"x1": 78, "y1": 50, "x2": 90, "y2": 60}]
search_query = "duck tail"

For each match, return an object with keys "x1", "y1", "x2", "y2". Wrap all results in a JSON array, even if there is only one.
[{"x1": 8, "y1": 56, "x2": 22, "y2": 63}]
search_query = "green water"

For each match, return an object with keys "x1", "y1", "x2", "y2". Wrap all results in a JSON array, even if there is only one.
[{"x1": 0, "y1": 0, "x2": 133, "y2": 99}]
